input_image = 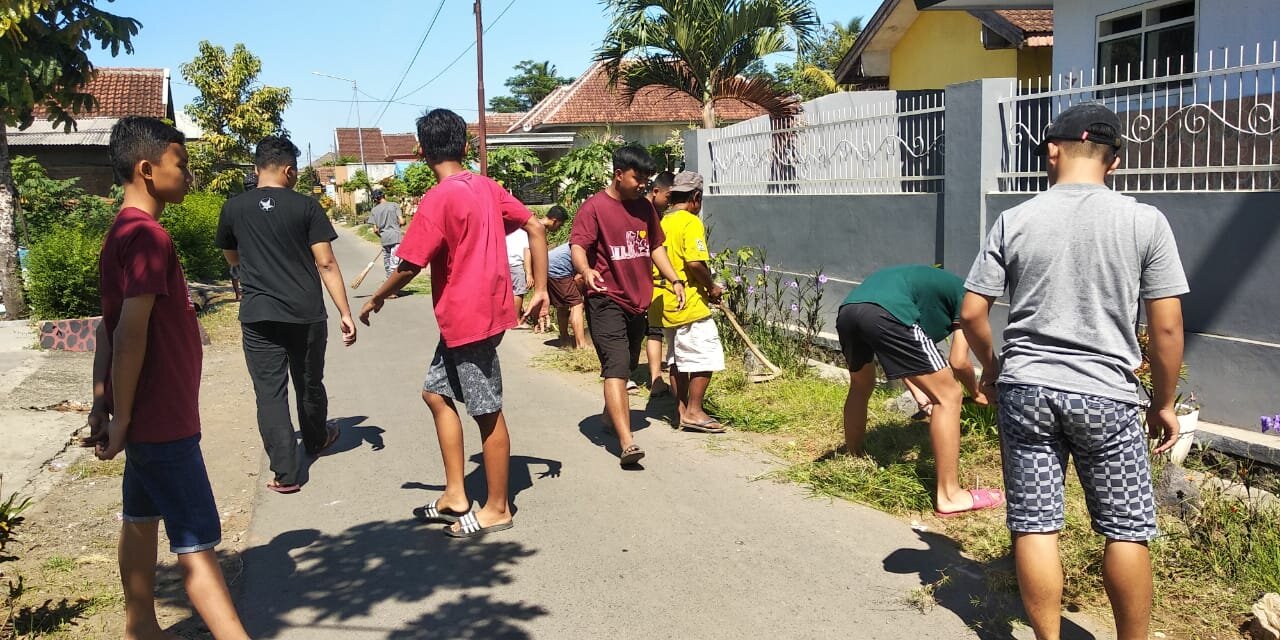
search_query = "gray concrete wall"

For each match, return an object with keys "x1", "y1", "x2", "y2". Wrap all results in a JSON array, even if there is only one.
[{"x1": 988, "y1": 191, "x2": 1280, "y2": 429}]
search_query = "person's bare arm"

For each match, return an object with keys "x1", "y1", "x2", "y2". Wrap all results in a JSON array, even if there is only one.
[
  {"x1": 650, "y1": 246, "x2": 685, "y2": 309},
  {"x1": 683, "y1": 260, "x2": 721, "y2": 301},
  {"x1": 522, "y1": 217, "x2": 549, "y2": 322},
  {"x1": 1145, "y1": 296, "x2": 1185, "y2": 454},
  {"x1": 222, "y1": 249, "x2": 240, "y2": 268},
  {"x1": 311, "y1": 242, "x2": 357, "y2": 346},
  {"x1": 959, "y1": 292, "x2": 999, "y2": 400},
  {"x1": 96, "y1": 295, "x2": 154, "y2": 459},
  {"x1": 949, "y1": 328, "x2": 981, "y2": 402},
  {"x1": 361, "y1": 262, "x2": 422, "y2": 325},
  {"x1": 84, "y1": 322, "x2": 112, "y2": 445},
  {"x1": 571, "y1": 244, "x2": 606, "y2": 292}
]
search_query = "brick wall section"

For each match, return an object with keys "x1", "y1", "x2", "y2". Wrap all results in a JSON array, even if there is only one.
[{"x1": 39, "y1": 316, "x2": 212, "y2": 352}]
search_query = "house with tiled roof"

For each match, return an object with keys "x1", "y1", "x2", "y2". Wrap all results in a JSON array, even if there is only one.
[
  {"x1": 9, "y1": 67, "x2": 175, "y2": 195},
  {"x1": 507, "y1": 61, "x2": 767, "y2": 147},
  {"x1": 834, "y1": 0, "x2": 1053, "y2": 90}
]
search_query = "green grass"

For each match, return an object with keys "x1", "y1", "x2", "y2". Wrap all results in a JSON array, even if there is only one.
[
  {"x1": 41, "y1": 556, "x2": 74, "y2": 573},
  {"x1": 397, "y1": 274, "x2": 432, "y2": 297}
]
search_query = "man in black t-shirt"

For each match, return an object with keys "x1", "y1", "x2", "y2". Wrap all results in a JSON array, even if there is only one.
[{"x1": 216, "y1": 136, "x2": 357, "y2": 493}]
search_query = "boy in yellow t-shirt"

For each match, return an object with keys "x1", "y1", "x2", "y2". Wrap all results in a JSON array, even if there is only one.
[{"x1": 653, "y1": 171, "x2": 726, "y2": 432}]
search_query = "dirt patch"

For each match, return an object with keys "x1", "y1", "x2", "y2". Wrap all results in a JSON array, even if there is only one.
[{"x1": 4, "y1": 304, "x2": 260, "y2": 639}]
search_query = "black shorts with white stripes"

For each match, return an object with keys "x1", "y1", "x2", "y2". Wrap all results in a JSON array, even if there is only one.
[{"x1": 836, "y1": 302, "x2": 948, "y2": 379}]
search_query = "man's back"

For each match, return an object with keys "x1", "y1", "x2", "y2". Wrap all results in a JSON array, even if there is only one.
[
  {"x1": 965, "y1": 183, "x2": 1188, "y2": 403},
  {"x1": 368, "y1": 202, "x2": 403, "y2": 246},
  {"x1": 215, "y1": 187, "x2": 337, "y2": 324},
  {"x1": 845, "y1": 264, "x2": 964, "y2": 343}
]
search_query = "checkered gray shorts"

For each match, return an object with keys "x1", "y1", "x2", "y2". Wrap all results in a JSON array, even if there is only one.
[
  {"x1": 423, "y1": 334, "x2": 504, "y2": 417},
  {"x1": 997, "y1": 384, "x2": 1157, "y2": 541}
]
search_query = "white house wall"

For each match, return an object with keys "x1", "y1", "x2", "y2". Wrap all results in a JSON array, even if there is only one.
[{"x1": 1053, "y1": 0, "x2": 1278, "y2": 77}]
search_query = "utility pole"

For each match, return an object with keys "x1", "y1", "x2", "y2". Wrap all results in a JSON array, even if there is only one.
[
  {"x1": 313, "y1": 71, "x2": 370, "y2": 178},
  {"x1": 474, "y1": 0, "x2": 488, "y2": 176}
]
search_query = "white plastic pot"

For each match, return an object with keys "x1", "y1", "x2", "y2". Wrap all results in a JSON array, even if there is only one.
[{"x1": 1169, "y1": 404, "x2": 1200, "y2": 466}]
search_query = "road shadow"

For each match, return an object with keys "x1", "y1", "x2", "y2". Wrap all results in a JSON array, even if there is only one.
[
  {"x1": 576, "y1": 411, "x2": 652, "y2": 469},
  {"x1": 293, "y1": 416, "x2": 386, "y2": 486},
  {"x1": 401, "y1": 453, "x2": 562, "y2": 517},
  {"x1": 196, "y1": 520, "x2": 545, "y2": 638},
  {"x1": 884, "y1": 530, "x2": 1098, "y2": 640}
]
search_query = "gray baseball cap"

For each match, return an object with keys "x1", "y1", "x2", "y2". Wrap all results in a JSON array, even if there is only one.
[{"x1": 669, "y1": 171, "x2": 704, "y2": 192}]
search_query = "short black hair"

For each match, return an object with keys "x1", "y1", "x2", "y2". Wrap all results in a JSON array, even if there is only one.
[
  {"x1": 651, "y1": 171, "x2": 676, "y2": 190},
  {"x1": 547, "y1": 205, "x2": 569, "y2": 221},
  {"x1": 415, "y1": 109, "x2": 467, "y2": 164},
  {"x1": 669, "y1": 189, "x2": 702, "y2": 205},
  {"x1": 1055, "y1": 122, "x2": 1120, "y2": 162},
  {"x1": 108, "y1": 116, "x2": 185, "y2": 184},
  {"x1": 254, "y1": 135, "x2": 300, "y2": 169},
  {"x1": 612, "y1": 144, "x2": 655, "y2": 175}
]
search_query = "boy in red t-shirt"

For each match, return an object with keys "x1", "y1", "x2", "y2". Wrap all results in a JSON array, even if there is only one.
[
  {"x1": 570, "y1": 145, "x2": 684, "y2": 467},
  {"x1": 360, "y1": 109, "x2": 549, "y2": 538},
  {"x1": 88, "y1": 117, "x2": 249, "y2": 639}
]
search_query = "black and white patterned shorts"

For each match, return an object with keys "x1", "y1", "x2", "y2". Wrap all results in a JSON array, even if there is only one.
[
  {"x1": 423, "y1": 334, "x2": 504, "y2": 417},
  {"x1": 998, "y1": 384, "x2": 1157, "y2": 542}
]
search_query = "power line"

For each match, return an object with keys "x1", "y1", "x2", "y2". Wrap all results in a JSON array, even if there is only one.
[
  {"x1": 373, "y1": 0, "x2": 447, "y2": 127},
  {"x1": 397, "y1": 0, "x2": 519, "y2": 101},
  {"x1": 294, "y1": 96, "x2": 480, "y2": 112}
]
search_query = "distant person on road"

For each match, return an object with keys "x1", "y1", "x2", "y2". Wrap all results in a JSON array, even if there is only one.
[
  {"x1": 652, "y1": 171, "x2": 727, "y2": 433},
  {"x1": 644, "y1": 170, "x2": 676, "y2": 395},
  {"x1": 571, "y1": 146, "x2": 684, "y2": 467},
  {"x1": 960, "y1": 103, "x2": 1188, "y2": 640},
  {"x1": 837, "y1": 264, "x2": 999, "y2": 517},
  {"x1": 360, "y1": 108, "x2": 549, "y2": 538},
  {"x1": 546, "y1": 212, "x2": 588, "y2": 350},
  {"x1": 216, "y1": 135, "x2": 357, "y2": 495},
  {"x1": 366, "y1": 188, "x2": 405, "y2": 284},
  {"x1": 89, "y1": 116, "x2": 250, "y2": 639},
  {"x1": 533, "y1": 206, "x2": 569, "y2": 334},
  {"x1": 506, "y1": 226, "x2": 532, "y2": 323}
]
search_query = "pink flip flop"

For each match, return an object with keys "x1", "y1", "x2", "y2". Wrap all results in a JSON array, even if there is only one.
[{"x1": 934, "y1": 488, "x2": 1005, "y2": 518}]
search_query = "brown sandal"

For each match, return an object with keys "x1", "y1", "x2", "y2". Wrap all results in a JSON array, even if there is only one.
[{"x1": 620, "y1": 444, "x2": 645, "y2": 466}]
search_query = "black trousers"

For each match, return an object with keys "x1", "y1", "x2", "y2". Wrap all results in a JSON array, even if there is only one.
[{"x1": 242, "y1": 320, "x2": 328, "y2": 485}]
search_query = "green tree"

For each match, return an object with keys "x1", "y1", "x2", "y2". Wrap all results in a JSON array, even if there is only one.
[
  {"x1": 775, "y1": 16, "x2": 862, "y2": 99},
  {"x1": 12, "y1": 155, "x2": 114, "y2": 240},
  {"x1": 0, "y1": 0, "x2": 139, "y2": 319},
  {"x1": 295, "y1": 165, "x2": 319, "y2": 197},
  {"x1": 596, "y1": 0, "x2": 820, "y2": 129},
  {"x1": 342, "y1": 170, "x2": 372, "y2": 194},
  {"x1": 487, "y1": 146, "x2": 540, "y2": 192},
  {"x1": 402, "y1": 161, "x2": 436, "y2": 197},
  {"x1": 489, "y1": 60, "x2": 573, "y2": 112},
  {"x1": 180, "y1": 41, "x2": 291, "y2": 194},
  {"x1": 377, "y1": 174, "x2": 407, "y2": 200},
  {"x1": 540, "y1": 134, "x2": 623, "y2": 208}
]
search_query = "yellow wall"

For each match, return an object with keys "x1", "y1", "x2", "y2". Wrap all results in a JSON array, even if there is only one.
[
  {"x1": 1017, "y1": 47, "x2": 1054, "y2": 84},
  {"x1": 889, "y1": 11, "x2": 1018, "y2": 90}
]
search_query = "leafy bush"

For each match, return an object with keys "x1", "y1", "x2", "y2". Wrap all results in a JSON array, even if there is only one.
[
  {"x1": 160, "y1": 192, "x2": 227, "y2": 281},
  {"x1": 25, "y1": 226, "x2": 103, "y2": 319},
  {"x1": 403, "y1": 161, "x2": 436, "y2": 197},
  {"x1": 12, "y1": 155, "x2": 114, "y2": 241},
  {"x1": 540, "y1": 134, "x2": 622, "y2": 207},
  {"x1": 329, "y1": 204, "x2": 355, "y2": 223},
  {"x1": 489, "y1": 146, "x2": 541, "y2": 194}
]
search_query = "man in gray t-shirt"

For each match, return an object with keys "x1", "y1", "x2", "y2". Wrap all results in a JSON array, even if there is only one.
[
  {"x1": 366, "y1": 189, "x2": 405, "y2": 278},
  {"x1": 958, "y1": 103, "x2": 1188, "y2": 640}
]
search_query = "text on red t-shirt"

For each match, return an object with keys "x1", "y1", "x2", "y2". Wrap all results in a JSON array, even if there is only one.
[{"x1": 568, "y1": 191, "x2": 665, "y2": 314}]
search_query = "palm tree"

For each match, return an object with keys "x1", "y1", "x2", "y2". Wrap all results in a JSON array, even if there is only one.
[
  {"x1": 794, "y1": 16, "x2": 863, "y2": 94},
  {"x1": 596, "y1": 0, "x2": 821, "y2": 129}
]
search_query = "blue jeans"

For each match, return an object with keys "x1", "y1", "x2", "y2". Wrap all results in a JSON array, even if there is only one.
[{"x1": 122, "y1": 434, "x2": 222, "y2": 554}]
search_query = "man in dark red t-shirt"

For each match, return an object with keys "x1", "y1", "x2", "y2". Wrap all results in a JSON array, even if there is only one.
[
  {"x1": 90, "y1": 116, "x2": 249, "y2": 639},
  {"x1": 570, "y1": 145, "x2": 684, "y2": 467}
]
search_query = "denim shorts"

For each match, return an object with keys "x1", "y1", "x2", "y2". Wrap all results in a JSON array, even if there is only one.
[
  {"x1": 122, "y1": 434, "x2": 222, "y2": 554},
  {"x1": 997, "y1": 384, "x2": 1157, "y2": 542}
]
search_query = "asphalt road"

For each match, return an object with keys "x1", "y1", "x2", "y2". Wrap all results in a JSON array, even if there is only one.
[{"x1": 235, "y1": 227, "x2": 1107, "y2": 640}]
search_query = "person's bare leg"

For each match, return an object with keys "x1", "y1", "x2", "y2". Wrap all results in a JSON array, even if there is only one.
[
  {"x1": 603, "y1": 377, "x2": 634, "y2": 449},
  {"x1": 842, "y1": 364, "x2": 876, "y2": 456},
  {"x1": 119, "y1": 520, "x2": 174, "y2": 640},
  {"x1": 907, "y1": 368, "x2": 971, "y2": 512},
  {"x1": 423, "y1": 391, "x2": 470, "y2": 514},
  {"x1": 556, "y1": 307, "x2": 570, "y2": 346},
  {"x1": 903, "y1": 377, "x2": 932, "y2": 415},
  {"x1": 671, "y1": 366, "x2": 688, "y2": 419},
  {"x1": 454, "y1": 411, "x2": 513, "y2": 530},
  {"x1": 176, "y1": 549, "x2": 249, "y2": 640},
  {"x1": 570, "y1": 304, "x2": 587, "y2": 349},
  {"x1": 647, "y1": 337, "x2": 667, "y2": 391},
  {"x1": 682, "y1": 372, "x2": 715, "y2": 424},
  {"x1": 1014, "y1": 532, "x2": 1064, "y2": 640},
  {"x1": 1103, "y1": 539, "x2": 1152, "y2": 640}
]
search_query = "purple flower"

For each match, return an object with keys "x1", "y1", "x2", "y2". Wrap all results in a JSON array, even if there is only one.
[
  {"x1": 817, "y1": 273, "x2": 829, "y2": 285},
  {"x1": 733, "y1": 275, "x2": 742, "y2": 283},
  {"x1": 1264, "y1": 416, "x2": 1275, "y2": 433},
  {"x1": 789, "y1": 302, "x2": 799, "y2": 313},
  {"x1": 748, "y1": 285, "x2": 756, "y2": 295},
  {"x1": 788, "y1": 280, "x2": 799, "y2": 289},
  {"x1": 763, "y1": 265, "x2": 771, "y2": 274}
]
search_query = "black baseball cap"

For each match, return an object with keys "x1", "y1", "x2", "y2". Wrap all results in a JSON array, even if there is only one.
[
  {"x1": 371, "y1": 189, "x2": 384, "y2": 200},
  {"x1": 1036, "y1": 103, "x2": 1123, "y2": 155}
]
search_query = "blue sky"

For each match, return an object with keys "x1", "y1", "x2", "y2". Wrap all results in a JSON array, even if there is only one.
[{"x1": 89, "y1": 0, "x2": 880, "y2": 160}]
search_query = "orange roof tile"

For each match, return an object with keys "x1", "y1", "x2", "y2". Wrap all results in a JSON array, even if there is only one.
[
  {"x1": 335, "y1": 128, "x2": 388, "y2": 163},
  {"x1": 508, "y1": 62, "x2": 766, "y2": 132},
  {"x1": 33, "y1": 67, "x2": 168, "y2": 119},
  {"x1": 382, "y1": 133, "x2": 418, "y2": 159},
  {"x1": 467, "y1": 112, "x2": 527, "y2": 137},
  {"x1": 995, "y1": 10, "x2": 1053, "y2": 38}
]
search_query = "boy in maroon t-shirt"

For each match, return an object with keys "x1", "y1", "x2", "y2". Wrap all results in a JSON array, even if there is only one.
[
  {"x1": 361, "y1": 109, "x2": 549, "y2": 538},
  {"x1": 87, "y1": 117, "x2": 248, "y2": 639},
  {"x1": 570, "y1": 145, "x2": 684, "y2": 467}
]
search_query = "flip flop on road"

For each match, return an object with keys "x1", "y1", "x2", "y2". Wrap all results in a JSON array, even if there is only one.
[
  {"x1": 680, "y1": 418, "x2": 726, "y2": 433},
  {"x1": 444, "y1": 511, "x2": 514, "y2": 539},
  {"x1": 620, "y1": 444, "x2": 645, "y2": 466},
  {"x1": 413, "y1": 501, "x2": 471, "y2": 524},
  {"x1": 266, "y1": 480, "x2": 301, "y2": 494},
  {"x1": 934, "y1": 488, "x2": 1005, "y2": 518},
  {"x1": 308, "y1": 424, "x2": 342, "y2": 457}
]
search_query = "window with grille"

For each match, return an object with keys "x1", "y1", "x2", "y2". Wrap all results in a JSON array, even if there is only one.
[{"x1": 1097, "y1": 0, "x2": 1197, "y2": 81}]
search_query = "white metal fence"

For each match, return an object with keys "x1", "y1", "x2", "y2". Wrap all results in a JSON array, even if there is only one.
[
  {"x1": 999, "y1": 42, "x2": 1280, "y2": 193},
  {"x1": 705, "y1": 91, "x2": 945, "y2": 196}
]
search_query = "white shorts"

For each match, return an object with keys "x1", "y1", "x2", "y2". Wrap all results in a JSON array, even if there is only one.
[{"x1": 662, "y1": 317, "x2": 725, "y2": 373}]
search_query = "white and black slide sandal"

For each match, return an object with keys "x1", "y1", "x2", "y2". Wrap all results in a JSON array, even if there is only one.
[{"x1": 444, "y1": 511, "x2": 514, "y2": 539}]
